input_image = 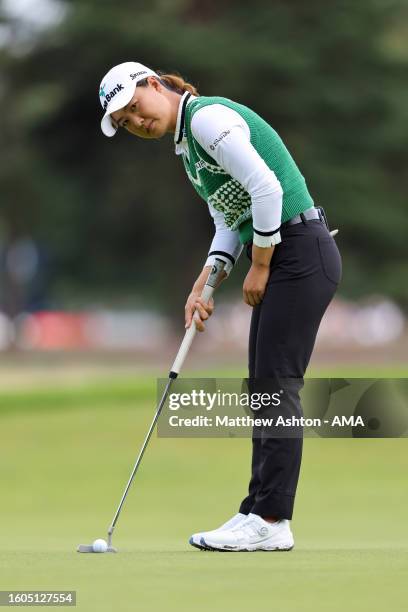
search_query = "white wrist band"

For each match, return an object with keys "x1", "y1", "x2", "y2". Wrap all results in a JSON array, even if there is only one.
[{"x1": 252, "y1": 231, "x2": 282, "y2": 248}]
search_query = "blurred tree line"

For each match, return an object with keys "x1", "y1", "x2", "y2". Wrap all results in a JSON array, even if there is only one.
[{"x1": 0, "y1": 0, "x2": 407, "y2": 315}]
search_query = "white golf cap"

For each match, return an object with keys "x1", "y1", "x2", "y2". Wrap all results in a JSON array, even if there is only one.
[{"x1": 99, "y1": 62, "x2": 159, "y2": 137}]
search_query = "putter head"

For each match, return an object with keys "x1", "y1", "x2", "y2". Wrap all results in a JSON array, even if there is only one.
[{"x1": 77, "y1": 544, "x2": 117, "y2": 553}]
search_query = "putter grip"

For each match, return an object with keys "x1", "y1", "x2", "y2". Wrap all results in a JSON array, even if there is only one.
[{"x1": 170, "y1": 259, "x2": 226, "y2": 376}]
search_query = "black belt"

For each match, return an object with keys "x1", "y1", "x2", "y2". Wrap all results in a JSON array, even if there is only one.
[{"x1": 281, "y1": 207, "x2": 321, "y2": 230}]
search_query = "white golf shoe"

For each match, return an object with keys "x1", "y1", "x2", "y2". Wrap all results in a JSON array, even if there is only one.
[
  {"x1": 189, "y1": 512, "x2": 247, "y2": 550},
  {"x1": 199, "y1": 513, "x2": 294, "y2": 552}
]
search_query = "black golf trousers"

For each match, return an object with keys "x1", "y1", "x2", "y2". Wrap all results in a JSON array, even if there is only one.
[{"x1": 239, "y1": 218, "x2": 342, "y2": 519}]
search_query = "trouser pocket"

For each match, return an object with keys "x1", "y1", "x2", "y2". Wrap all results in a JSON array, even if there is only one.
[{"x1": 317, "y1": 236, "x2": 342, "y2": 284}]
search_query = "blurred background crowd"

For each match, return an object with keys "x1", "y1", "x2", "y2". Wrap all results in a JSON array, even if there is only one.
[{"x1": 0, "y1": 0, "x2": 407, "y2": 365}]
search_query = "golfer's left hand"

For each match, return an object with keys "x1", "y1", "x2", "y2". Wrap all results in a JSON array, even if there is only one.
[{"x1": 243, "y1": 264, "x2": 270, "y2": 306}]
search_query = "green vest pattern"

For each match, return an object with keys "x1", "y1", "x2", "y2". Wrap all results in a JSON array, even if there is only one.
[{"x1": 182, "y1": 96, "x2": 314, "y2": 243}]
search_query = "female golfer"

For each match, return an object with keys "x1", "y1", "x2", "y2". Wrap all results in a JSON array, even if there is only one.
[{"x1": 98, "y1": 61, "x2": 342, "y2": 552}]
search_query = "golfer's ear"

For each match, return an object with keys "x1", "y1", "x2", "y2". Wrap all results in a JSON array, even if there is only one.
[{"x1": 149, "y1": 76, "x2": 161, "y2": 90}]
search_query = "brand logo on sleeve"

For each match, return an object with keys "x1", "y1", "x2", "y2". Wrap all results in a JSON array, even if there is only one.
[{"x1": 210, "y1": 130, "x2": 231, "y2": 150}]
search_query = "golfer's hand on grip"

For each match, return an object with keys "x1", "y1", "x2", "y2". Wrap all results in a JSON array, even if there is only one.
[
  {"x1": 185, "y1": 293, "x2": 214, "y2": 332},
  {"x1": 185, "y1": 265, "x2": 219, "y2": 331}
]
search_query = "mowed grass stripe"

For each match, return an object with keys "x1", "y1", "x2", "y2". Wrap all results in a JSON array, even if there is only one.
[{"x1": 1, "y1": 365, "x2": 406, "y2": 415}]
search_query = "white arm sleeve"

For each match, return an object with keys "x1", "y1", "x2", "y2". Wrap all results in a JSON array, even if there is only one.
[
  {"x1": 191, "y1": 104, "x2": 283, "y2": 247},
  {"x1": 204, "y1": 202, "x2": 243, "y2": 276}
]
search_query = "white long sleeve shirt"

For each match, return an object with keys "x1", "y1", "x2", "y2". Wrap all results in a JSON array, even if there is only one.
[{"x1": 174, "y1": 94, "x2": 283, "y2": 274}]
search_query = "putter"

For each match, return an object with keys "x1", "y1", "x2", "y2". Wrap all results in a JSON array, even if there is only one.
[{"x1": 77, "y1": 258, "x2": 226, "y2": 553}]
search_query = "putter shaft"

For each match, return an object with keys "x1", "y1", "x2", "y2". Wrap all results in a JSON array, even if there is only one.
[
  {"x1": 107, "y1": 377, "x2": 175, "y2": 544},
  {"x1": 106, "y1": 259, "x2": 226, "y2": 548}
]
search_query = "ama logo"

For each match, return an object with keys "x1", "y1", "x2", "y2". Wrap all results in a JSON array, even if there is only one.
[{"x1": 99, "y1": 82, "x2": 124, "y2": 110}]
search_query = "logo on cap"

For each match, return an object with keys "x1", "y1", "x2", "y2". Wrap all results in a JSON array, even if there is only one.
[
  {"x1": 100, "y1": 83, "x2": 125, "y2": 108},
  {"x1": 130, "y1": 71, "x2": 148, "y2": 80}
]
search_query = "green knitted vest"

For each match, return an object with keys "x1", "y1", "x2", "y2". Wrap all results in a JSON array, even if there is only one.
[{"x1": 182, "y1": 96, "x2": 314, "y2": 243}]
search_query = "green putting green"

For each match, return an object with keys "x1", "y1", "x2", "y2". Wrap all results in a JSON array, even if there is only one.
[{"x1": 0, "y1": 372, "x2": 406, "y2": 611}]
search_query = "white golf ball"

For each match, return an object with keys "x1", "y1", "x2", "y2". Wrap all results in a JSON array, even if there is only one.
[{"x1": 92, "y1": 538, "x2": 108, "y2": 553}]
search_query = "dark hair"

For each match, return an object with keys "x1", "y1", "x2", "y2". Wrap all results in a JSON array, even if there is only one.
[{"x1": 138, "y1": 71, "x2": 199, "y2": 96}]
